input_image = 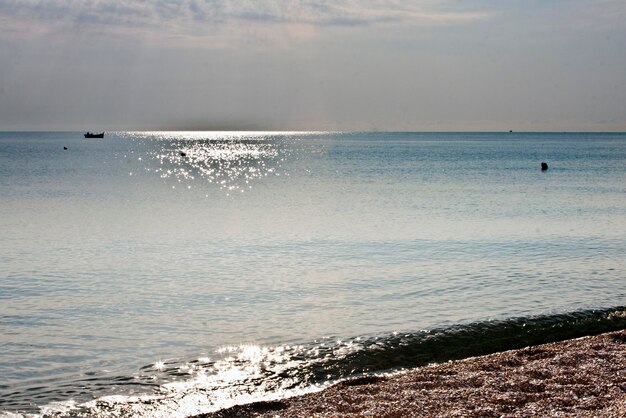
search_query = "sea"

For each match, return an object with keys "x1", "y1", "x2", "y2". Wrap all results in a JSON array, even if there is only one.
[{"x1": 0, "y1": 131, "x2": 625, "y2": 417}]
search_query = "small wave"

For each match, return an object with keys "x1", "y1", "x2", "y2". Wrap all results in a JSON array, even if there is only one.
[{"x1": 2, "y1": 306, "x2": 625, "y2": 418}]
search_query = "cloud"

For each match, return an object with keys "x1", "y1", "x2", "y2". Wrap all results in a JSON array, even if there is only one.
[{"x1": 0, "y1": 0, "x2": 488, "y2": 39}]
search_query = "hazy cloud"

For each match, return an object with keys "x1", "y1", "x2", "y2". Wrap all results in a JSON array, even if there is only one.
[
  {"x1": 1, "y1": 0, "x2": 624, "y2": 131},
  {"x1": 0, "y1": 1, "x2": 488, "y2": 37}
]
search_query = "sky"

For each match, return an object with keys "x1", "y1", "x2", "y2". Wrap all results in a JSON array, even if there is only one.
[{"x1": 0, "y1": 0, "x2": 625, "y2": 131}]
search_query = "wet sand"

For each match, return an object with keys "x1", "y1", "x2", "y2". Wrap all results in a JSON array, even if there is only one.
[{"x1": 194, "y1": 329, "x2": 626, "y2": 417}]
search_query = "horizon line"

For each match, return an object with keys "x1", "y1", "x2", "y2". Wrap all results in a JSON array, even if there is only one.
[{"x1": 2, "y1": 129, "x2": 626, "y2": 134}]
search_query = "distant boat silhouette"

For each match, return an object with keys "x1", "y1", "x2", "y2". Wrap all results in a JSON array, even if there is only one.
[{"x1": 84, "y1": 132, "x2": 104, "y2": 138}]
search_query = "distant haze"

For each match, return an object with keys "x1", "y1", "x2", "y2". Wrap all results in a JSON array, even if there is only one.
[{"x1": 1, "y1": 1, "x2": 625, "y2": 131}]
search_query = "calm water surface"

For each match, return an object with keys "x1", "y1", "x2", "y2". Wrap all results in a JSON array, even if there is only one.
[{"x1": 0, "y1": 132, "x2": 625, "y2": 416}]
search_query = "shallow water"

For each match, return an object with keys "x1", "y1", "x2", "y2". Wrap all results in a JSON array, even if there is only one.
[{"x1": 0, "y1": 132, "x2": 625, "y2": 416}]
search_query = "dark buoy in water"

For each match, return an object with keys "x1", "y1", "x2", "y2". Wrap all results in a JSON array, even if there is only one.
[
  {"x1": 63, "y1": 146, "x2": 68, "y2": 150},
  {"x1": 179, "y1": 152, "x2": 187, "y2": 157},
  {"x1": 541, "y1": 162, "x2": 548, "y2": 171},
  {"x1": 509, "y1": 130, "x2": 513, "y2": 133}
]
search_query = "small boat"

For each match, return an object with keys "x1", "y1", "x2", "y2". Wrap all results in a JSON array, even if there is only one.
[{"x1": 84, "y1": 132, "x2": 104, "y2": 138}]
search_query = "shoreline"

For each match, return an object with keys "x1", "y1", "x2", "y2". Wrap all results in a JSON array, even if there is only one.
[{"x1": 194, "y1": 329, "x2": 626, "y2": 417}]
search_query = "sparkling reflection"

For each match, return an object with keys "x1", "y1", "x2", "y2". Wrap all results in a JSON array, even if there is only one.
[
  {"x1": 30, "y1": 338, "x2": 362, "y2": 418},
  {"x1": 121, "y1": 131, "x2": 321, "y2": 194},
  {"x1": 6, "y1": 308, "x2": 626, "y2": 417}
]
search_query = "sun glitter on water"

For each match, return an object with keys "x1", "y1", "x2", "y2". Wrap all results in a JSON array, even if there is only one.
[{"x1": 122, "y1": 131, "x2": 320, "y2": 195}]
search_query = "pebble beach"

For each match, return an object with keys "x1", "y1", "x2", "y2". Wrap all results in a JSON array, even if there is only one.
[{"x1": 196, "y1": 329, "x2": 626, "y2": 418}]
